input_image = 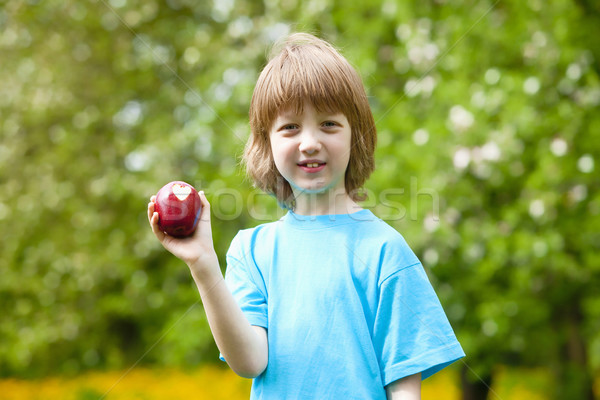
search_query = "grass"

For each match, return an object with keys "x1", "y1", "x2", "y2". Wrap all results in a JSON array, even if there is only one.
[{"x1": 0, "y1": 365, "x2": 556, "y2": 399}]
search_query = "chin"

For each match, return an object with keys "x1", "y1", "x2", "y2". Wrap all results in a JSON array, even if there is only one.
[{"x1": 290, "y1": 182, "x2": 327, "y2": 194}]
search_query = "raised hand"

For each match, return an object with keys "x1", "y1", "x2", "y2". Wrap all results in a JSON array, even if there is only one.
[{"x1": 148, "y1": 191, "x2": 219, "y2": 276}]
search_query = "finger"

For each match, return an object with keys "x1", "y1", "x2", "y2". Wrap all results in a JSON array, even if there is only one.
[
  {"x1": 147, "y1": 201, "x2": 155, "y2": 223},
  {"x1": 150, "y1": 195, "x2": 156, "y2": 202},
  {"x1": 198, "y1": 190, "x2": 210, "y2": 213},
  {"x1": 195, "y1": 191, "x2": 213, "y2": 240},
  {"x1": 198, "y1": 191, "x2": 213, "y2": 224},
  {"x1": 150, "y1": 212, "x2": 166, "y2": 241}
]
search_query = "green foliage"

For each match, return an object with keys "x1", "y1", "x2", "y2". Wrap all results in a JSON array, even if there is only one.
[{"x1": 1, "y1": 0, "x2": 598, "y2": 397}]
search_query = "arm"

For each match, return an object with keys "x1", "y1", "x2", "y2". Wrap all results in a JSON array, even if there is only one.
[
  {"x1": 148, "y1": 192, "x2": 268, "y2": 378},
  {"x1": 386, "y1": 373, "x2": 421, "y2": 400}
]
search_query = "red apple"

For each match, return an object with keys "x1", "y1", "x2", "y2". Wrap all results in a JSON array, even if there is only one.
[{"x1": 154, "y1": 181, "x2": 202, "y2": 237}]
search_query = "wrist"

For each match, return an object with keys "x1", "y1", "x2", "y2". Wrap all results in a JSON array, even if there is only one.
[{"x1": 188, "y1": 254, "x2": 222, "y2": 288}]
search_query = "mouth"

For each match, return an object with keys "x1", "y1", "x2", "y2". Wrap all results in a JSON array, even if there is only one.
[{"x1": 298, "y1": 160, "x2": 326, "y2": 173}]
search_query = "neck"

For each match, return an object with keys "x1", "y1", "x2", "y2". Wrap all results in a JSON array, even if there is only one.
[{"x1": 291, "y1": 188, "x2": 362, "y2": 216}]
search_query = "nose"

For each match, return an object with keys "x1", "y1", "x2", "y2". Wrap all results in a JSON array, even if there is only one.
[{"x1": 298, "y1": 129, "x2": 321, "y2": 154}]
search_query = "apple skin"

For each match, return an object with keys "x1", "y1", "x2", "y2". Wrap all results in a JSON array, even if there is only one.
[{"x1": 154, "y1": 181, "x2": 202, "y2": 237}]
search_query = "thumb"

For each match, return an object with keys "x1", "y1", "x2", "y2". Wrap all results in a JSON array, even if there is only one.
[{"x1": 196, "y1": 190, "x2": 213, "y2": 236}]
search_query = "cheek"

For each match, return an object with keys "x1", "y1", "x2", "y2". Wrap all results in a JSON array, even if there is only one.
[
  {"x1": 336, "y1": 135, "x2": 352, "y2": 166},
  {"x1": 269, "y1": 137, "x2": 288, "y2": 171}
]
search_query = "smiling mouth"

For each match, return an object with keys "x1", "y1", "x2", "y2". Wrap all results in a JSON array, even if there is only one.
[
  {"x1": 298, "y1": 160, "x2": 326, "y2": 167},
  {"x1": 298, "y1": 161, "x2": 326, "y2": 172}
]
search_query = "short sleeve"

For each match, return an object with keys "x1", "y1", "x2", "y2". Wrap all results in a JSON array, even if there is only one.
[
  {"x1": 373, "y1": 263, "x2": 465, "y2": 385},
  {"x1": 224, "y1": 232, "x2": 268, "y2": 329}
]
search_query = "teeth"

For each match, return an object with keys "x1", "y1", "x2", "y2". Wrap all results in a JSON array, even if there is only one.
[{"x1": 306, "y1": 163, "x2": 320, "y2": 168}]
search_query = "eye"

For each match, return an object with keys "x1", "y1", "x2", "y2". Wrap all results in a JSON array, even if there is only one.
[
  {"x1": 322, "y1": 120, "x2": 343, "y2": 131},
  {"x1": 275, "y1": 123, "x2": 300, "y2": 136}
]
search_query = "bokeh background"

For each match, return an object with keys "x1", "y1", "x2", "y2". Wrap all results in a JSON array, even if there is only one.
[{"x1": 1, "y1": 0, "x2": 599, "y2": 399}]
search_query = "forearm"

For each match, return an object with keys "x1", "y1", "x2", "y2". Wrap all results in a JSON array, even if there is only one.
[
  {"x1": 386, "y1": 373, "x2": 421, "y2": 400},
  {"x1": 191, "y1": 259, "x2": 268, "y2": 378}
]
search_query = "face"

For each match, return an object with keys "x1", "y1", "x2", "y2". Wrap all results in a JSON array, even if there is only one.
[{"x1": 269, "y1": 101, "x2": 352, "y2": 198}]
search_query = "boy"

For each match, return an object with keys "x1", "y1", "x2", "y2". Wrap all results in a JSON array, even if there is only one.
[{"x1": 149, "y1": 33, "x2": 464, "y2": 399}]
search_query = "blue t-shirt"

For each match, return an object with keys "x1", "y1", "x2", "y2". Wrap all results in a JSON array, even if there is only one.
[{"x1": 223, "y1": 209, "x2": 464, "y2": 399}]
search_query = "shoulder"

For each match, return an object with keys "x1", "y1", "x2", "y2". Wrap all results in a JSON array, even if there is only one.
[
  {"x1": 227, "y1": 218, "x2": 283, "y2": 259},
  {"x1": 357, "y1": 212, "x2": 421, "y2": 283},
  {"x1": 357, "y1": 211, "x2": 415, "y2": 253}
]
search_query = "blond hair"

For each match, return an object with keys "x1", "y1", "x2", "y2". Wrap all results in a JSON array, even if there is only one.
[{"x1": 244, "y1": 33, "x2": 376, "y2": 208}]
